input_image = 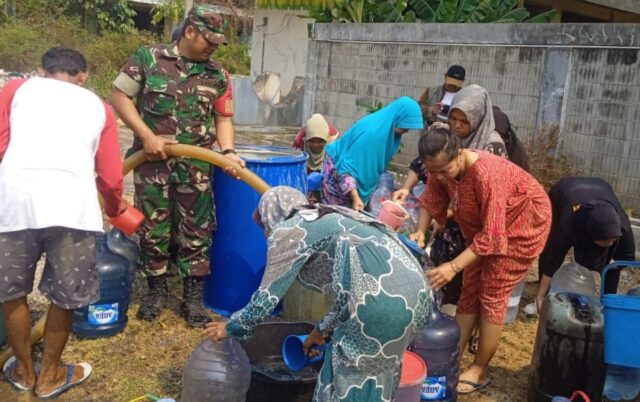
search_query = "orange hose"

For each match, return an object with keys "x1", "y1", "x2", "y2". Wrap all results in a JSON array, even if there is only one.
[{"x1": 123, "y1": 144, "x2": 271, "y2": 194}]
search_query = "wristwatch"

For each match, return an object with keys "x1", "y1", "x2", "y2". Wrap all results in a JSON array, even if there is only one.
[{"x1": 222, "y1": 148, "x2": 237, "y2": 155}]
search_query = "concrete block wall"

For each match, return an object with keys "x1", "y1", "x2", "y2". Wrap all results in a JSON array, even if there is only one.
[
  {"x1": 562, "y1": 48, "x2": 640, "y2": 207},
  {"x1": 303, "y1": 23, "x2": 640, "y2": 208}
]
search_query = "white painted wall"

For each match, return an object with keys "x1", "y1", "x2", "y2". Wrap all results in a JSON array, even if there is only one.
[{"x1": 250, "y1": 9, "x2": 313, "y2": 97}]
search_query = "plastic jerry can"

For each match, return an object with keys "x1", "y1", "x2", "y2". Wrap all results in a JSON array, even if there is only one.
[{"x1": 528, "y1": 293, "x2": 605, "y2": 402}]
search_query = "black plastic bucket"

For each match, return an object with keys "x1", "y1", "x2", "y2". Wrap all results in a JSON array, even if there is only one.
[{"x1": 240, "y1": 321, "x2": 319, "y2": 402}]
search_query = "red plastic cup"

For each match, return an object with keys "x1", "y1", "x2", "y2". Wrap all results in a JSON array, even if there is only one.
[
  {"x1": 109, "y1": 206, "x2": 144, "y2": 236},
  {"x1": 377, "y1": 200, "x2": 409, "y2": 231}
]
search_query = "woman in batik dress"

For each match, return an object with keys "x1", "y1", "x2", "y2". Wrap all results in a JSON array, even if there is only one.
[{"x1": 205, "y1": 186, "x2": 432, "y2": 402}]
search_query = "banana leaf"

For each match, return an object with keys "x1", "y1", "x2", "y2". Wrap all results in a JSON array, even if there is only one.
[
  {"x1": 454, "y1": 0, "x2": 478, "y2": 22},
  {"x1": 525, "y1": 9, "x2": 559, "y2": 23},
  {"x1": 433, "y1": 0, "x2": 458, "y2": 22},
  {"x1": 462, "y1": 0, "x2": 492, "y2": 22},
  {"x1": 497, "y1": 7, "x2": 529, "y2": 22},
  {"x1": 409, "y1": 0, "x2": 437, "y2": 21}
]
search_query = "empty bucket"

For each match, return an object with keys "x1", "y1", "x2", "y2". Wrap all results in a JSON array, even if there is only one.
[
  {"x1": 377, "y1": 200, "x2": 410, "y2": 231},
  {"x1": 282, "y1": 334, "x2": 325, "y2": 372},
  {"x1": 394, "y1": 350, "x2": 427, "y2": 402}
]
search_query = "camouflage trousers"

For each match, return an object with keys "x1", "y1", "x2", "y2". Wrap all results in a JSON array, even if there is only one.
[{"x1": 134, "y1": 157, "x2": 215, "y2": 278}]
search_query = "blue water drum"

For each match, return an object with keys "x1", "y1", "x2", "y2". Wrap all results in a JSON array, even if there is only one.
[
  {"x1": 205, "y1": 146, "x2": 307, "y2": 317},
  {"x1": 72, "y1": 229, "x2": 139, "y2": 337}
]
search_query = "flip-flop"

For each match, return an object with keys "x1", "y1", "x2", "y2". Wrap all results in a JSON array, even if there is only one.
[
  {"x1": 35, "y1": 363, "x2": 92, "y2": 399},
  {"x1": 3, "y1": 356, "x2": 34, "y2": 392},
  {"x1": 457, "y1": 378, "x2": 491, "y2": 395}
]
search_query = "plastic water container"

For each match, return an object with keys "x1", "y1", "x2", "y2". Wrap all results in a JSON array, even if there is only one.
[
  {"x1": 181, "y1": 337, "x2": 251, "y2": 402},
  {"x1": 72, "y1": 229, "x2": 139, "y2": 337},
  {"x1": 600, "y1": 262, "x2": 640, "y2": 369},
  {"x1": 394, "y1": 350, "x2": 427, "y2": 402},
  {"x1": 410, "y1": 306, "x2": 460, "y2": 401},
  {"x1": 549, "y1": 259, "x2": 596, "y2": 296},
  {"x1": 603, "y1": 364, "x2": 640, "y2": 401},
  {"x1": 282, "y1": 280, "x2": 333, "y2": 322},
  {"x1": 603, "y1": 285, "x2": 640, "y2": 401},
  {"x1": 528, "y1": 293, "x2": 606, "y2": 402},
  {"x1": 205, "y1": 146, "x2": 307, "y2": 316},
  {"x1": 369, "y1": 171, "x2": 396, "y2": 218},
  {"x1": 504, "y1": 279, "x2": 526, "y2": 324}
]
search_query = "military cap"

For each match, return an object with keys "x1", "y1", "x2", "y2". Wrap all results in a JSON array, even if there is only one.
[{"x1": 187, "y1": 4, "x2": 228, "y2": 45}]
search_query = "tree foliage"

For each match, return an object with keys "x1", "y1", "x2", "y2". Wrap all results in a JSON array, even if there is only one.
[
  {"x1": 12, "y1": 0, "x2": 137, "y2": 33},
  {"x1": 286, "y1": 0, "x2": 559, "y2": 23}
]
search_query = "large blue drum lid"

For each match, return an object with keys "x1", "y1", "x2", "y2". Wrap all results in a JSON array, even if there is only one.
[
  {"x1": 236, "y1": 145, "x2": 306, "y2": 164},
  {"x1": 236, "y1": 145, "x2": 307, "y2": 163}
]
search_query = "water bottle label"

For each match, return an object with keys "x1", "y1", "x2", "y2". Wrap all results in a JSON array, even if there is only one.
[
  {"x1": 88, "y1": 303, "x2": 119, "y2": 325},
  {"x1": 421, "y1": 376, "x2": 447, "y2": 400}
]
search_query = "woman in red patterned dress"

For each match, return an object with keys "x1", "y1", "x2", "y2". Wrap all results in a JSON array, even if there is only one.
[{"x1": 416, "y1": 127, "x2": 551, "y2": 395}]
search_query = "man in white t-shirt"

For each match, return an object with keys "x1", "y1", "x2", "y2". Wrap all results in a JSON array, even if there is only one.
[{"x1": 0, "y1": 47, "x2": 126, "y2": 399}]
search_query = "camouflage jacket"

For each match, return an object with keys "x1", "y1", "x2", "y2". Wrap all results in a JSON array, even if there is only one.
[{"x1": 113, "y1": 44, "x2": 230, "y2": 151}]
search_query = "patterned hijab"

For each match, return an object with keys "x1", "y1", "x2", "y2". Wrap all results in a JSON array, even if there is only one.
[
  {"x1": 325, "y1": 96, "x2": 423, "y2": 203},
  {"x1": 450, "y1": 84, "x2": 504, "y2": 150},
  {"x1": 304, "y1": 114, "x2": 331, "y2": 172},
  {"x1": 257, "y1": 186, "x2": 309, "y2": 232}
]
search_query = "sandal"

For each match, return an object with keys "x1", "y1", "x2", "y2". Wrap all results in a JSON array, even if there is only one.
[
  {"x1": 457, "y1": 378, "x2": 491, "y2": 395},
  {"x1": 3, "y1": 356, "x2": 34, "y2": 392},
  {"x1": 35, "y1": 363, "x2": 92, "y2": 399}
]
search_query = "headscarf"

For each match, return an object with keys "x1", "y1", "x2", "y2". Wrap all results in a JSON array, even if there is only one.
[
  {"x1": 304, "y1": 114, "x2": 330, "y2": 172},
  {"x1": 325, "y1": 96, "x2": 423, "y2": 203},
  {"x1": 450, "y1": 84, "x2": 504, "y2": 150},
  {"x1": 568, "y1": 201, "x2": 623, "y2": 270},
  {"x1": 257, "y1": 186, "x2": 308, "y2": 233}
]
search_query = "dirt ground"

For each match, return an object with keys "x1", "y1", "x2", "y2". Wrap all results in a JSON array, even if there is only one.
[
  {"x1": 1, "y1": 125, "x2": 639, "y2": 401},
  {"x1": 0, "y1": 272, "x2": 542, "y2": 402},
  {"x1": 7, "y1": 269, "x2": 640, "y2": 402}
]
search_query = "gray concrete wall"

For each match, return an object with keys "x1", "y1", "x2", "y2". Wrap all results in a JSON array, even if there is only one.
[
  {"x1": 303, "y1": 23, "x2": 640, "y2": 208},
  {"x1": 249, "y1": 9, "x2": 313, "y2": 97}
]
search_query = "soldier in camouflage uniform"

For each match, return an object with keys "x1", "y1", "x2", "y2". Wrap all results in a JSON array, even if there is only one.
[{"x1": 110, "y1": 5, "x2": 245, "y2": 327}]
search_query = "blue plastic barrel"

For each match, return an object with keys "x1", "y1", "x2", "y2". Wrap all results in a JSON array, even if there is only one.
[{"x1": 205, "y1": 146, "x2": 307, "y2": 317}]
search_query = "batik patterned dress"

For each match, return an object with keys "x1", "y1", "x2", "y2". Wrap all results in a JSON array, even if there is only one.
[{"x1": 226, "y1": 205, "x2": 432, "y2": 402}]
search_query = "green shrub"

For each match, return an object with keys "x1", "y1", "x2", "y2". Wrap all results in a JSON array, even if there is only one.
[
  {"x1": 214, "y1": 42, "x2": 251, "y2": 75},
  {"x1": 83, "y1": 30, "x2": 157, "y2": 98},
  {"x1": 0, "y1": 12, "x2": 251, "y2": 98},
  {"x1": 0, "y1": 20, "x2": 53, "y2": 71}
]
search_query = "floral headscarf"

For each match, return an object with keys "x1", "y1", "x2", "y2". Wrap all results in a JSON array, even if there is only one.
[{"x1": 257, "y1": 186, "x2": 308, "y2": 232}]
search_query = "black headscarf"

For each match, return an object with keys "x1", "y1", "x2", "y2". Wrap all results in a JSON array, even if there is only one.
[
  {"x1": 492, "y1": 106, "x2": 530, "y2": 172},
  {"x1": 568, "y1": 201, "x2": 622, "y2": 270}
]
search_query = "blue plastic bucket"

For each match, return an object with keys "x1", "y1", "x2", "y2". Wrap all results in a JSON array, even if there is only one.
[
  {"x1": 205, "y1": 146, "x2": 307, "y2": 317},
  {"x1": 600, "y1": 261, "x2": 640, "y2": 368},
  {"x1": 282, "y1": 334, "x2": 325, "y2": 372}
]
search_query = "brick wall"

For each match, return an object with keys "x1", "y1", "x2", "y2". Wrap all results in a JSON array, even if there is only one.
[{"x1": 303, "y1": 23, "x2": 640, "y2": 207}]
